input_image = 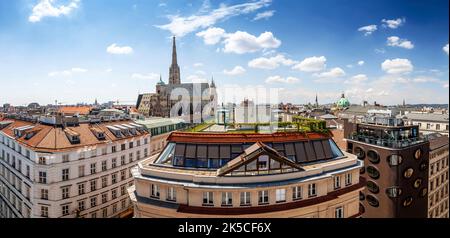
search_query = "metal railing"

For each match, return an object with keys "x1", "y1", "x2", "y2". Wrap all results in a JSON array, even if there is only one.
[{"x1": 348, "y1": 134, "x2": 426, "y2": 149}]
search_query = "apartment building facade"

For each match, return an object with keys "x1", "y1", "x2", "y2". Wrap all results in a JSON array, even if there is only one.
[{"x1": 0, "y1": 115, "x2": 151, "y2": 218}]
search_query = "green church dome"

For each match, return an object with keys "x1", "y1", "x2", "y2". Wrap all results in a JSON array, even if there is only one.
[{"x1": 336, "y1": 93, "x2": 350, "y2": 108}]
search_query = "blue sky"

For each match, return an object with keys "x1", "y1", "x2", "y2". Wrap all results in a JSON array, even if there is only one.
[{"x1": 0, "y1": 0, "x2": 448, "y2": 106}]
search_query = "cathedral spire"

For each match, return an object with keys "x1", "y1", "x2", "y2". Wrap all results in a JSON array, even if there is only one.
[{"x1": 169, "y1": 36, "x2": 181, "y2": 85}]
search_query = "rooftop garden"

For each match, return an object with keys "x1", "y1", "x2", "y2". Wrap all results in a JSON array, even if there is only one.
[{"x1": 184, "y1": 117, "x2": 329, "y2": 134}]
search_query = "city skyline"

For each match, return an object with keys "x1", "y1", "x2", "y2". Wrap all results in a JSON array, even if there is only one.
[{"x1": 0, "y1": 0, "x2": 449, "y2": 106}]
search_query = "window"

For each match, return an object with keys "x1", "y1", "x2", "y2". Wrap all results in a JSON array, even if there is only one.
[
  {"x1": 62, "y1": 187, "x2": 70, "y2": 199},
  {"x1": 26, "y1": 165, "x2": 30, "y2": 178},
  {"x1": 386, "y1": 187, "x2": 402, "y2": 198},
  {"x1": 293, "y1": 186, "x2": 302, "y2": 200},
  {"x1": 151, "y1": 184, "x2": 160, "y2": 198},
  {"x1": 121, "y1": 155, "x2": 126, "y2": 166},
  {"x1": 78, "y1": 183, "x2": 85, "y2": 195},
  {"x1": 129, "y1": 142, "x2": 133, "y2": 149},
  {"x1": 112, "y1": 158, "x2": 117, "y2": 168},
  {"x1": 112, "y1": 189, "x2": 117, "y2": 199},
  {"x1": 335, "y1": 206, "x2": 344, "y2": 218},
  {"x1": 111, "y1": 173, "x2": 117, "y2": 184},
  {"x1": 387, "y1": 155, "x2": 402, "y2": 166},
  {"x1": 102, "y1": 208, "x2": 108, "y2": 218},
  {"x1": 39, "y1": 171, "x2": 47, "y2": 184},
  {"x1": 258, "y1": 190, "x2": 269, "y2": 205},
  {"x1": 258, "y1": 155, "x2": 269, "y2": 170},
  {"x1": 102, "y1": 148, "x2": 107, "y2": 155},
  {"x1": 102, "y1": 193, "x2": 108, "y2": 204},
  {"x1": 367, "y1": 150, "x2": 380, "y2": 164},
  {"x1": 367, "y1": 181, "x2": 380, "y2": 194},
  {"x1": 403, "y1": 168, "x2": 414, "y2": 179},
  {"x1": 61, "y1": 154, "x2": 69, "y2": 163},
  {"x1": 414, "y1": 149, "x2": 422, "y2": 160},
  {"x1": 102, "y1": 161, "x2": 107, "y2": 171},
  {"x1": 90, "y1": 163, "x2": 96, "y2": 174},
  {"x1": 121, "y1": 199, "x2": 127, "y2": 209},
  {"x1": 112, "y1": 146, "x2": 116, "y2": 153},
  {"x1": 276, "y1": 189, "x2": 286, "y2": 203},
  {"x1": 90, "y1": 180, "x2": 97, "y2": 191},
  {"x1": 129, "y1": 153, "x2": 134, "y2": 163},
  {"x1": 102, "y1": 177, "x2": 108, "y2": 188},
  {"x1": 79, "y1": 152, "x2": 85, "y2": 160},
  {"x1": 38, "y1": 157, "x2": 46, "y2": 165},
  {"x1": 367, "y1": 166, "x2": 380, "y2": 179},
  {"x1": 308, "y1": 184, "x2": 317, "y2": 197},
  {"x1": 334, "y1": 176, "x2": 341, "y2": 189},
  {"x1": 90, "y1": 197, "x2": 97, "y2": 208},
  {"x1": 240, "y1": 192, "x2": 251, "y2": 206},
  {"x1": 41, "y1": 206, "x2": 48, "y2": 217},
  {"x1": 41, "y1": 189, "x2": 49, "y2": 200},
  {"x1": 354, "y1": 147, "x2": 365, "y2": 160},
  {"x1": 112, "y1": 203, "x2": 117, "y2": 214},
  {"x1": 203, "y1": 192, "x2": 214, "y2": 206},
  {"x1": 366, "y1": 195, "x2": 379, "y2": 207},
  {"x1": 221, "y1": 192, "x2": 233, "y2": 206},
  {"x1": 121, "y1": 144, "x2": 126, "y2": 151},
  {"x1": 137, "y1": 151, "x2": 141, "y2": 159},
  {"x1": 78, "y1": 165, "x2": 85, "y2": 177},
  {"x1": 403, "y1": 196, "x2": 413, "y2": 207},
  {"x1": 345, "y1": 173, "x2": 352, "y2": 186},
  {"x1": 120, "y1": 170, "x2": 126, "y2": 181},
  {"x1": 78, "y1": 200, "x2": 85, "y2": 211},
  {"x1": 121, "y1": 185, "x2": 126, "y2": 196}
]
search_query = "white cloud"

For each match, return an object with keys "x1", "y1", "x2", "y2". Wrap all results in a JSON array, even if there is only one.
[
  {"x1": 131, "y1": 73, "x2": 160, "y2": 80},
  {"x1": 382, "y1": 18, "x2": 405, "y2": 29},
  {"x1": 48, "y1": 67, "x2": 87, "y2": 77},
  {"x1": 195, "y1": 70, "x2": 207, "y2": 75},
  {"x1": 29, "y1": 0, "x2": 80, "y2": 23},
  {"x1": 223, "y1": 66, "x2": 246, "y2": 76},
  {"x1": 345, "y1": 74, "x2": 368, "y2": 84},
  {"x1": 105, "y1": 68, "x2": 113, "y2": 73},
  {"x1": 193, "y1": 63, "x2": 204, "y2": 67},
  {"x1": 253, "y1": 10, "x2": 275, "y2": 21},
  {"x1": 314, "y1": 67, "x2": 346, "y2": 79},
  {"x1": 156, "y1": 0, "x2": 272, "y2": 37},
  {"x1": 248, "y1": 54, "x2": 296, "y2": 70},
  {"x1": 444, "y1": 44, "x2": 449, "y2": 55},
  {"x1": 107, "y1": 44, "x2": 133, "y2": 55},
  {"x1": 292, "y1": 56, "x2": 327, "y2": 72},
  {"x1": 223, "y1": 31, "x2": 281, "y2": 54},
  {"x1": 412, "y1": 76, "x2": 439, "y2": 83},
  {"x1": 158, "y1": 3, "x2": 167, "y2": 7},
  {"x1": 387, "y1": 36, "x2": 414, "y2": 49},
  {"x1": 381, "y1": 58, "x2": 413, "y2": 74},
  {"x1": 358, "y1": 61, "x2": 365, "y2": 66},
  {"x1": 196, "y1": 27, "x2": 226, "y2": 45},
  {"x1": 375, "y1": 48, "x2": 386, "y2": 54},
  {"x1": 358, "y1": 25, "x2": 377, "y2": 36},
  {"x1": 444, "y1": 83, "x2": 449, "y2": 88},
  {"x1": 265, "y1": 76, "x2": 299, "y2": 84}
]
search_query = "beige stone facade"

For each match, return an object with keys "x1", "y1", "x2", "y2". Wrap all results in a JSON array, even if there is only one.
[{"x1": 428, "y1": 134, "x2": 449, "y2": 218}]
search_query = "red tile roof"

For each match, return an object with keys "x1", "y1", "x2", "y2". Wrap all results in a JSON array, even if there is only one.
[
  {"x1": 0, "y1": 118, "x2": 148, "y2": 152},
  {"x1": 58, "y1": 106, "x2": 92, "y2": 115}
]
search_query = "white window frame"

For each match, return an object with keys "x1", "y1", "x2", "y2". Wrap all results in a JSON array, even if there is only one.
[
  {"x1": 334, "y1": 176, "x2": 341, "y2": 189},
  {"x1": 202, "y1": 191, "x2": 214, "y2": 206},
  {"x1": 151, "y1": 184, "x2": 160, "y2": 198},
  {"x1": 240, "y1": 192, "x2": 251, "y2": 206},
  {"x1": 308, "y1": 183, "x2": 317, "y2": 197},
  {"x1": 221, "y1": 192, "x2": 233, "y2": 206},
  {"x1": 258, "y1": 190, "x2": 269, "y2": 205},
  {"x1": 293, "y1": 186, "x2": 302, "y2": 200},
  {"x1": 167, "y1": 187, "x2": 176, "y2": 202},
  {"x1": 275, "y1": 189, "x2": 286, "y2": 203},
  {"x1": 335, "y1": 206, "x2": 344, "y2": 218}
]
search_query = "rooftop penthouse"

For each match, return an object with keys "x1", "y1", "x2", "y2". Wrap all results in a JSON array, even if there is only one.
[{"x1": 347, "y1": 111, "x2": 427, "y2": 149}]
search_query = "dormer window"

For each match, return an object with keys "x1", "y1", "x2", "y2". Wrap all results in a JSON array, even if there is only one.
[
  {"x1": 64, "y1": 128, "x2": 81, "y2": 144},
  {"x1": 90, "y1": 127, "x2": 106, "y2": 140}
]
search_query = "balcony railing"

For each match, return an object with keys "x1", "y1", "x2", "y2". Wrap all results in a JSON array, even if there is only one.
[{"x1": 348, "y1": 134, "x2": 426, "y2": 149}]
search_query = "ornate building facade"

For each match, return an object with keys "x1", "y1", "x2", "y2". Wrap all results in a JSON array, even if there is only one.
[{"x1": 137, "y1": 37, "x2": 216, "y2": 122}]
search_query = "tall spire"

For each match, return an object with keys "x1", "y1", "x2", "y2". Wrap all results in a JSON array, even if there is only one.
[
  {"x1": 315, "y1": 93, "x2": 319, "y2": 107},
  {"x1": 172, "y1": 36, "x2": 178, "y2": 66},
  {"x1": 210, "y1": 75, "x2": 216, "y2": 88},
  {"x1": 169, "y1": 36, "x2": 181, "y2": 85}
]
